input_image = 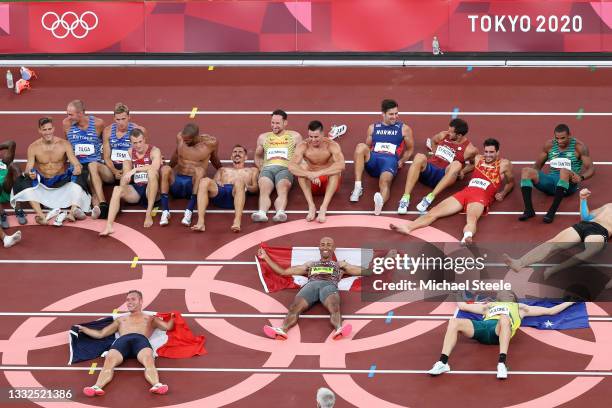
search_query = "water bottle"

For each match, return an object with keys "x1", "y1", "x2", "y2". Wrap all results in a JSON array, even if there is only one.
[{"x1": 6, "y1": 70, "x2": 13, "y2": 89}]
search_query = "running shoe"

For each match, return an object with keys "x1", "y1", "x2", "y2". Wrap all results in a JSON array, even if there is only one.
[
  {"x1": 373, "y1": 192, "x2": 384, "y2": 215},
  {"x1": 14, "y1": 79, "x2": 31, "y2": 94},
  {"x1": 83, "y1": 385, "x2": 105, "y2": 397},
  {"x1": 0, "y1": 211, "x2": 8, "y2": 229},
  {"x1": 349, "y1": 187, "x2": 363, "y2": 202},
  {"x1": 160, "y1": 210, "x2": 171, "y2": 226},
  {"x1": 15, "y1": 208, "x2": 27, "y2": 225},
  {"x1": 91, "y1": 205, "x2": 101, "y2": 220},
  {"x1": 332, "y1": 324, "x2": 352, "y2": 340},
  {"x1": 149, "y1": 383, "x2": 169, "y2": 395},
  {"x1": 263, "y1": 325, "x2": 288, "y2": 340},
  {"x1": 45, "y1": 208, "x2": 61, "y2": 222},
  {"x1": 416, "y1": 195, "x2": 434, "y2": 213},
  {"x1": 328, "y1": 124, "x2": 347, "y2": 140},
  {"x1": 272, "y1": 210, "x2": 287, "y2": 222},
  {"x1": 73, "y1": 207, "x2": 86, "y2": 220},
  {"x1": 496, "y1": 362, "x2": 508, "y2": 379},
  {"x1": 181, "y1": 209, "x2": 193, "y2": 226},
  {"x1": 397, "y1": 198, "x2": 409, "y2": 215},
  {"x1": 251, "y1": 210, "x2": 268, "y2": 222},
  {"x1": 53, "y1": 211, "x2": 67, "y2": 227},
  {"x1": 3, "y1": 231, "x2": 21, "y2": 248},
  {"x1": 428, "y1": 361, "x2": 450, "y2": 376},
  {"x1": 20, "y1": 66, "x2": 37, "y2": 80}
]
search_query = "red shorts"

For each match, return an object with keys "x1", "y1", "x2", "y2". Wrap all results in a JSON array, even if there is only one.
[
  {"x1": 453, "y1": 187, "x2": 494, "y2": 213},
  {"x1": 311, "y1": 175, "x2": 341, "y2": 196}
]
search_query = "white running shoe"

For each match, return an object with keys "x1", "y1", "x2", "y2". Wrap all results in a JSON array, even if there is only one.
[
  {"x1": 328, "y1": 124, "x2": 347, "y2": 140},
  {"x1": 45, "y1": 208, "x2": 61, "y2": 222},
  {"x1": 428, "y1": 361, "x2": 450, "y2": 376},
  {"x1": 373, "y1": 192, "x2": 384, "y2": 215},
  {"x1": 416, "y1": 196, "x2": 433, "y2": 213},
  {"x1": 160, "y1": 210, "x2": 171, "y2": 226},
  {"x1": 272, "y1": 210, "x2": 287, "y2": 222},
  {"x1": 73, "y1": 207, "x2": 86, "y2": 220},
  {"x1": 91, "y1": 206, "x2": 101, "y2": 220},
  {"x1": 181, "y1": 209, "x2": 193, "y2": 226},
  {"x1": 349, "y1": 187, "x2": 363, "y2": 202},
  {"x1": 497, "y1": 363, "x2": 508, "y2": 379},
  {"x1": 251, "y1": 210, "x2": 268, "y2": 223},
  {"x1": 397, "y1": 198, "x2": 409, "y2": 214},
  {"x1": 53, "y1": 211, "x2": 67, "y2": 227},
  {"x1": 3, "y1": 231, "x2": 21, "y2": 248}
]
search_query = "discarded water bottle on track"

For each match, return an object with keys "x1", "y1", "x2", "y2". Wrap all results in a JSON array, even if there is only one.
[{"x1": 6, "y1": 70, "x2": 13, "y2": 89}]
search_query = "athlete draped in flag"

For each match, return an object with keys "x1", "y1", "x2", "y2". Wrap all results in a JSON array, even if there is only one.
[
  {"x1": 391, "y1": 138, "x2": 514, "y2": 243},
  {"x1": 427, "y1": 291, "x2": 575, "y2": 379},
  {"x1": 258, "y1": 237, "x2": 363, "y2": 340}
]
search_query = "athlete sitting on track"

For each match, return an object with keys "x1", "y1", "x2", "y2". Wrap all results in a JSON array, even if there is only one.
[
  {"x1": 97, "y1": 103, "x2": 147, "y2": 219},
  {"x1": 288, "y1": 120, "x2": 345, "y2": 223},
  {"x1": 191, "y1": 144, "x2": 258, "y2": 232},
  {"x1": 518, "y1": 123, "x2": 593, "y2": 223},
  {"x1": 159, "y1": 123, "x2": 221, "y2": 227},
  {"x1": 0, "y1": 139, "x2": 27, "y2": 227},
  {"x1": 258, "y1": 237, "x2": 362, "y2": 340},
  {"x1": 99, "y1": 129, "x2": 162, "y2": 235},
  {"x1": 397, "y1": 118, "x2": 478, "y2": 214},
  {"x1": 427, "y1": 291, "x2": 575, "y2": 379},
  {"x1": 391, "y1": 138, "x2": 514, "y2": 243},
  {"x1": 77, "y1": 290, "x2": 174, "y2": 397},
  {"x1": 505, "y1": 188, "x2": 612, "y2": 284},
  {"x1": 350, "y1": 99, "x2": 414, "y2": 215}
]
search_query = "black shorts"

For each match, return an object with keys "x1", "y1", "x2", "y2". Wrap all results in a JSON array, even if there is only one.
[
  {"x1": 109, "y1": 333, "x2": 152, "y2": 359},
  {"x1": 572, "y1": 221, "x2": 609, "y2": 243}
]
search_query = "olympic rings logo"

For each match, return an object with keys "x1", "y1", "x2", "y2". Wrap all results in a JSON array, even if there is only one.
[{"x1": 41, "y1": 11, "x2": 99, "y2": 39}]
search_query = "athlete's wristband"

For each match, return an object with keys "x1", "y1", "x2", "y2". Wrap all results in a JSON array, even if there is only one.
[{"x1": 580, "y1": 198, "x2": 594, "y2": 221}]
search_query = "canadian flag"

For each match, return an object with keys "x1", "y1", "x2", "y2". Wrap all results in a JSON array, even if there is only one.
[{"x1": 255, "y1": 244, "x2": 378, "y2": 293}]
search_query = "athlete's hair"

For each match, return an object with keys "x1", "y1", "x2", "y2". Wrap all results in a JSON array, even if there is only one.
[
  {"x1": 38, "y1": 117, "x2": 53, "y2": 128},
  {"x1": 271, "y1": 109, "x2": 287, "y2": 120},
  {"x1": 316, "y1": 387, "x2": 336, "y2": 408},
  {"x1": 483, "y1": 138, "x2": 500, "y2": 151},
  {"x1": 127, "y1": 290, "x2": 143, "y2": 300},
  {"x1": 449, "y1": 118, "x2": 469, "y2": 136},
  {"x1": 130, "y1": 128, "x2": 145, "y2": 140},
  {"x1": 181, "y1": 123, "x2": 199, "y2": 138},
  {"x1": 114, "y1": 102, "x2": 130, "y2": 116},
  {"x1": 381, "y1": 99, "x2": 398, "y2": 113},
  {"x1": 554, "y1": 123, "x2": 571, "y2": 135},
  {"x1": 232, "y1": 144, "x2": 247, "y2": 155},
  {"x1": 68, "y1": 99, "x2": 85, "y2": 113},
  {"x1": 308, "y1": 120, "x2": 324, "y2": 132}
]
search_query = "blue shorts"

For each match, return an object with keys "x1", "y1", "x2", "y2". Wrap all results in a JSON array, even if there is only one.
[
  {"x1": 131, "y1": 183, "x2": 149, "y2": 207},
  {"x1": 535, "y1": 171, "x2": 578, "y2": 196},
  {"x1": 211, "y1": 184, "x2": 235, "y2": 209},
  {"x1": 110, "y1": 333, "x2": 152, "y2": 359},
  {"x1": 365, "y1": 152, "x2": 399, "y2": 178},
  {"x1": 419, "y1": 162, "x2": 446, "y2": 188},
  {"x1": 170, "y1": 174, "x2": 193, "y2": 198}
]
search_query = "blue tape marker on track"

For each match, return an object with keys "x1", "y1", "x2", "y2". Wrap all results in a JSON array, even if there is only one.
[
  {"x1": 452, "y1": 107, "x2": 460, "y2": 119},
  {"x1": 466, "y1": 66, "x2": 473, "y2": 72},
  {"x1": 385, "y1": 311, "x2": 394, "y2": 324},
  {"x1": 368, "y1": 364, "x2": 377, "y2": 378}
]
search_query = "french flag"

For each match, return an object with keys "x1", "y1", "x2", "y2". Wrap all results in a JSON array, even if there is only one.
[{"x1": 255, "y1": 244, "x2": 380, "y2": 293}]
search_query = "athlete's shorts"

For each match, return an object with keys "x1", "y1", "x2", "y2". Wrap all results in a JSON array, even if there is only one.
[
  {"x1": 471, "y1": 319, "x2": 500, "y2": 345},
  {"x1": 419, "y1": 162, "x2": 446, "y2": 188},
  {"x1": 452, "y1": 187, "x2": 494, "y2": 213},
  {"x1": 0, "y1": 190, "x2": 9, "y2": 203},
  {"x1": 311, "y1": 175, "x2": 341, "y2": 196},
  {"x1": 296, "y1": 280, "x2": 338, "y2": 308},
  {"x1": 11, "y1": 167, "x2": 90, "y2": 196},
  {"x1": 535, "y1": 171, "x2": 578, "y2": 196},
  {"x1": 170, "y1": 174, "x2": 193, "y2": 198},
  {"x1": 365, "y1": 152, "x2": 399, "y2": 178},
  {"x1": 131, "y1": 183, "x2": 149, "y2": 207},
  {"x1": 211, "y1": 184, "x2": 235, "y2": 209},
  {"x1": 572, "y1": 221, "x2": 609, "y2": 243},
  {"x1": 109, "y1": 333, "x2": 152, "y2": 359},
  {"x1": 260, "y1": 165, "x2": 294, "y2": 185}
]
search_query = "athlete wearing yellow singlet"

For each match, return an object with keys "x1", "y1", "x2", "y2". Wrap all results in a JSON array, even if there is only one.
[
  {"x1": 252, "y1": 109, "x2": 302, "y2": 223},
  {"x1": 427, "y1": 291, "x2": 576, "y2": 379}
]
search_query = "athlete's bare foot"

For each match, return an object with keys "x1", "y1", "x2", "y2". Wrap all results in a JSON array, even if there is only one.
[
  {"x1": 143, "y1": 215, "x2": 153, "y2": 228},
  {"x1": 35, "y1": 215, "x2": 47, "y2": 225},
  {"x1": 66, "y1": 213, "x2": 76, "y2": 222},
  {"x1": 230, "y1": 222, "x2": 241, "y2": 233},
  {"x1": 306, "y1": 206, "x2": 316, "y2": 222},
  {"x1": 390, "y1": 223, "x2": 411, "y2": 235},
  {"x1": 99, "y1": 225, "x2": 114, "y2": 237},
  {"x1": 503, "y1": 253, "x2": 523, "y2": 272},
  {"x1": 191, "y1": 223, "x2": 205, "y2": 232},
  {"x1": 316, "y1": 209, "x2": 327, "y2": 223}
]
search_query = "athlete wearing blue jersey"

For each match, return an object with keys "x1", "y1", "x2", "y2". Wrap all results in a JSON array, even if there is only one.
[
  {"x1": 63, "y1": 100, "x2": 105, "y2": 218},
  {"x1": 350, "y1": 99, "x2": 414, "y2": 215}
]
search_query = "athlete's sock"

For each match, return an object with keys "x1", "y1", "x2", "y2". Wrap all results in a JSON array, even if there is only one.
[
  {"x1": 519, "y1": 183, "x2": 535, "y2": 220},
  {"x1": 186, "y1": 194, "x2": 197, "y2": 211},
  {"x1": 498, "y1": 353, "x2": 507, "y2": 364},
  {"x1": 440, "y1": 354, "x2": 449, "y2": 364},
  {"x1": 160, "y1": 194, "x2": 170, "y2": 211},
  {"x1": 544, "y1": 185, "x2": 568, "y2": 223},
  {"x1": 401, "y1": 193, "x2": 410, "y2": 201},
  {"x1": 354, "y1": 181, "x2": 362, "y2": 189}
]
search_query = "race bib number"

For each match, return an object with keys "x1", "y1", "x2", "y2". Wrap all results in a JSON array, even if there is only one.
[
  {"x1": 487, "y1": 305, "x2": 510, "y2": 317},
  {"x1": 434, "y1": 145, "x2": 455, "y2": 163},
  {"x1": 373, "y1": 142, "x2": 397, "y2": 155},
  {"x1": 549, "y1": 157, "x2": 572, "y2": 170},
  {"x1": 468, "y1": 177, "x2": 491, "y2": 190},
  {"x1": 111, "y1": 149, "x2": 129, "y2": 162},
  {"x1": 75, "y1": 144, "x2": 95, "y2": 156},
  {"x1": 266, "y1": 148, "x2": 289, "y2": 160},
  {"x1": 134, "y1": 171, "x2": 149, "y2": 184},
  {"x1": 310, "y1": 266, "x2": 334, "y2": 275}
]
